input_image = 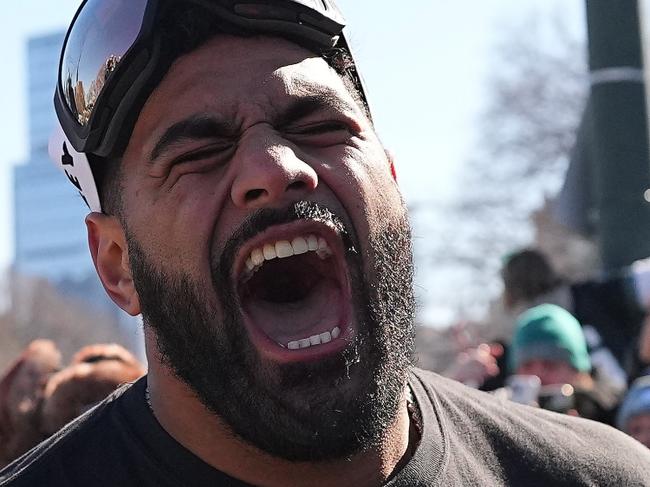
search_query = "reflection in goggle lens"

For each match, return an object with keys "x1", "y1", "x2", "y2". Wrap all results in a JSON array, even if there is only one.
[{"x1": 60, "y1": 0, "x2": 148, "y2": 127}]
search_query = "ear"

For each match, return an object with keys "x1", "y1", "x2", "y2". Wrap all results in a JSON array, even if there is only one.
[
  {"x1": 85, "y1": 213, "x2": 140, "y2": 316},
  {"x1": 385, "y1": 149, "x2": 397, "y2": 182}
]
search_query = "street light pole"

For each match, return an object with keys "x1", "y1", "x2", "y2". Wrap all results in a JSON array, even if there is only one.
[{"x1": 586, "y1": 0, "x2": 650, "y2": 272}]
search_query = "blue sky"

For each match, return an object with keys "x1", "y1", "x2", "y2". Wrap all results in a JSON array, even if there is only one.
[{"x1": 0, "y1": 1, "x2": 586, "y2": 321}]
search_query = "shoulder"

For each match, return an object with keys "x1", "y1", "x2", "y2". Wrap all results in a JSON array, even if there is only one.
[
  {"x1": 410, "y1": 368, "x2": 650, "y2": 485},
  {"x1": 0, "y1": 379, "x2": 140, "y2": 486}
]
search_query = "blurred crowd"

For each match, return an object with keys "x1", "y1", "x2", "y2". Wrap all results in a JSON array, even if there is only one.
[
  {"x1": 0, "y1": 341, "x2": 144, "y2": 468},
  {"x1": 443, "y1": 248, "x2": 650, "y2": 451},
  {"x1": 1, "y1": 248, "x2": 650, "y2": 467}
]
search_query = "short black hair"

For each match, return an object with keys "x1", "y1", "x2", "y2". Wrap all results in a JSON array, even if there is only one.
[
  {"x1": 502, "y1": 248, "x2": 561, "y2": 305},
  {"x1": 162, "y1": 3, "x2": 370, "y2": 118},
  {"x1": 89, "y1": 153, "x2": 122, "y2": 216},
  {"x1": 92, "y1": 2, "x2": 370, "y2": 215}
]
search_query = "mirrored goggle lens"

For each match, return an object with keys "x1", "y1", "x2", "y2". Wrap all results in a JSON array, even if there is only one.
[{"x1": 60, "y1": 0, "x2": 149, "y2": 127}]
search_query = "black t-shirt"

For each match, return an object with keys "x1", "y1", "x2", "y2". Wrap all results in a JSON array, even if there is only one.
[
  {"x1": 1, "y1": 369, "x2": 649, "y2": 486},
  {"x1": 393, "y1": 370, "x2": 650, "y2": 486}
]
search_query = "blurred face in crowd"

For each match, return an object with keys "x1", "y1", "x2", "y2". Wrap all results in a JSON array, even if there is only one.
[
  {"x1": 97, "y1": 35, "x2": 416, "y2": 461},
  {"x1": 516, "y1": 358, "x2": 580, "y2": 386},
  {"x1": 626, "y1": 414, "x2": 650, "y2": 449}
]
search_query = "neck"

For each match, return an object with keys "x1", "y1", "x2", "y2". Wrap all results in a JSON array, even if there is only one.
[{"x1": 145, "y1": 337, "x2": 415, "y2": 487}]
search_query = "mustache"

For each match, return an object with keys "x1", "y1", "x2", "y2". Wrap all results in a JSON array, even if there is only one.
[{"x1": 212, "y1": 201, "x2": 356, "y2": 284}]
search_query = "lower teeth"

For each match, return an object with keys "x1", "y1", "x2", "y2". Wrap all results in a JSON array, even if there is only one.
[{"x1": 286, "y1": 326, "x2": 341, "y2": 350}]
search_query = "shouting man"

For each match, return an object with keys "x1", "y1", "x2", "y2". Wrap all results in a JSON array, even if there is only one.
[{"x1": 2, "y1": 1, "x2": 650, "y2": 485}]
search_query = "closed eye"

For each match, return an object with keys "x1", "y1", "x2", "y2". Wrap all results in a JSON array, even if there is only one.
[
  {"x1": 284, "y1": 121, "x2": 354, "y2": 146},
  {"x1": 291, "y1": 121, "x2": 349, "y2": 134},
  {"x1": 170, "y1": 142, "x2": 235, "y2": 166}
]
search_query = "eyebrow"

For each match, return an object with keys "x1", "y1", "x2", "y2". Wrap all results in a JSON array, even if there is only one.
[
  {"x1": 149, "y1": 92, "x2": 355, "y2": 162},
  {"x1": 149, "y1": 115, "x2": 235, "y2": 162},
  {"x1": 274, "y1": 92, "x2": 354, "y2": 128}
]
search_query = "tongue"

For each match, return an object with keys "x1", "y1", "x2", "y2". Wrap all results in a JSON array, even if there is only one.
[{"x1": 241, "y1": 275, "x2": 343, "y2": 345}]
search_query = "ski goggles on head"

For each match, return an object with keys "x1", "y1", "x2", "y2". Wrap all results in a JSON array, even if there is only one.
[
  {"x1": 51, "y1": 0, "x2": 368, "y2": 213},
  {"x1": 54, "y1": 0, "x2": 365, "y2": 160}
]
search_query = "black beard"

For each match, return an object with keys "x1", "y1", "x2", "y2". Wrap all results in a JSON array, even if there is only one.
[{"x1": 127, "y1": 201, "x2": 416, "y2": 461}]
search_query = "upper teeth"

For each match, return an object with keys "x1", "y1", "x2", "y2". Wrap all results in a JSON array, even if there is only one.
[{"x1": 244, "y1": 234, "x2": 332, "y2": 276}]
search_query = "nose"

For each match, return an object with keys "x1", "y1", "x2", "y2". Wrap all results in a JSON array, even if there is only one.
[{"x1": 230, "y1": 129, "x2": 318, "y2": 209}]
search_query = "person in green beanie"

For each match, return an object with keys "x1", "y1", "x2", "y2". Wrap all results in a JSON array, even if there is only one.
[
  {"x1": 509, "y1": 303, "x2": 624, "y2": 425},
  {"x1": 511, "y1": 304, "x2": 593, "y2": 387}
]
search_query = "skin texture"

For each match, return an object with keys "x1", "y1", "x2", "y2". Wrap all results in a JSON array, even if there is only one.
[{"x1": 86, "y1": 35, "x2": 415, "y2": 486}]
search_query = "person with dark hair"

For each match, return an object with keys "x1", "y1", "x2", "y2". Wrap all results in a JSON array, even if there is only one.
[
  {"x1": 483, "y1": 248, "x2": 573, "y2": 351},
  {"x1": 0, "y1": 341, "x2": 144, "y2": 469},
  {"x1": 502, "y1": 248, "x2": 563, "y2": 310},
  {"x1": 2, "y1": 1, "x2": 650, "y2": 485},
  {"x1": 498, "y1": 248, "x2": 628, "y2": 395},
  {"x1": 0, "y1": 341, "x2": 61, "y2": 468}
]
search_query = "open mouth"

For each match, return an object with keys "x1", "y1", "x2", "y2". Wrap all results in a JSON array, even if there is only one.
[{"x1": 235, "y1": 223, "x2": 353, "y2": 362}]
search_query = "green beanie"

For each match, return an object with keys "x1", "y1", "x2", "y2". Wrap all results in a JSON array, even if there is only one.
[{"x1": 510, "y1": 304, "x2": 591, "y2": 373}]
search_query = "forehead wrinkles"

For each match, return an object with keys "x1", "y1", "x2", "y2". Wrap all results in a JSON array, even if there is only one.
[
  {"x1": 172, "y1": 40, "x2": 334, "y2": 96},
  {"x1": 131, "y1": 40, "x2": 353, "y2": 162},
  {"x1": 162, "y1": 55, "x2": 343, "y2": 117}
]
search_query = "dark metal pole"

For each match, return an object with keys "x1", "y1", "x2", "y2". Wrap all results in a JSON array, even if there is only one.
[{"x1": 586, "y1": 0, "x2": 650, "y2": 272}]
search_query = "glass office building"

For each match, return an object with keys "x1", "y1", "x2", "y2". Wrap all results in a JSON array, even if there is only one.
[{"x1": 13, "y1": 32, "x2": 118, "y2": 315}]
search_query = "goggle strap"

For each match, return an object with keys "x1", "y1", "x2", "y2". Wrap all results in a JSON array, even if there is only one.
[{"x1": 49, "y1": 126, "x2": 102, "y2": 213}]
